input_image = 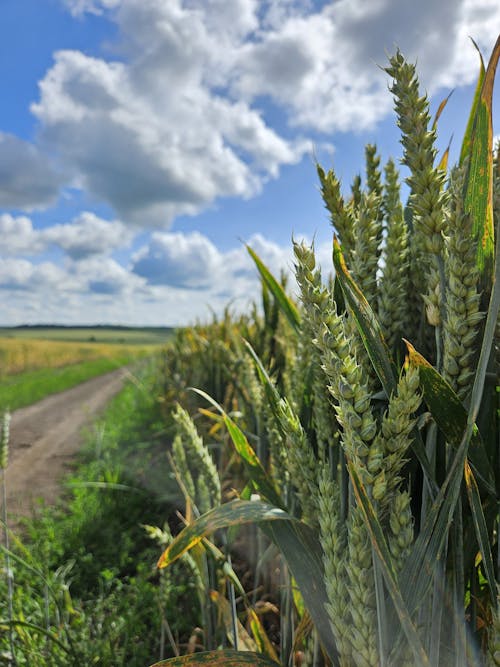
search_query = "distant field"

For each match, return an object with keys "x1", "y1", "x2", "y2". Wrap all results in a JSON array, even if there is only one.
[
  {"x1": 0, "y1": 338, "x2": 155, "y2": 376},
  {"x1": 0, "y1": 325, "x2": 174, "y2": 345},
  {"x1": 0, "y1": 326, "x2": 171, "y2": 409},
  {"x1": 0, "y1": 326, "x2": 172, "y2": 380}
]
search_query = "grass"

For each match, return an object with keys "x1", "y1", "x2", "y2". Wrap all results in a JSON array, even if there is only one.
[{"x1": 1, "y1": 362, "x2": 199, "y2": 665}]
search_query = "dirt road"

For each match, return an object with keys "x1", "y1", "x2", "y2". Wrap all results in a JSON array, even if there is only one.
[{"x1": 4, "y1": 368, "x2": 128, "y2": 519}]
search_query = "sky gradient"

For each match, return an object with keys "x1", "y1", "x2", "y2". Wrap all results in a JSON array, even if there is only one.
[{"x1": 0, "y1": 0, "x2": 499, "y2": 325}]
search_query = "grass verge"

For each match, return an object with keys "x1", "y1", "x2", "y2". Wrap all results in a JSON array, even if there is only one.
[{"x1": 0, "y1": 361, "x2": 198, "y2": 665}]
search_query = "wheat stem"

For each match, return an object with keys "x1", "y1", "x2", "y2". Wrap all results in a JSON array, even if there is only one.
[{"x1": 1, "y1": 411, "x2": 15, "y2": 667}]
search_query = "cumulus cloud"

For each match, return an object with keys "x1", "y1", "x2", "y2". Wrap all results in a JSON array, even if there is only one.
[
  {"x1": 0, "y1": 259, "x2": 66, "y2": 292},
  {"x1": 61, "y1": 0, "x2": 120, "y2": 16},
  {"x1": 71, "y1": 256, "x2": 144, "y2": 294},
  {"x1": 44, "y1": 212, "x2": 132, "y2": 259},
  {"x1": 0, "y1": 212, "x2": 132, "y2": 260},
  {"x1": 0, "y1": 214, "x2": 45, "y2": 255},
  {"x1": 223, "y1": 233, "x2": 295, "y2": 281},
  {"x1": 0, "y1": 256, "x2": 143, "y2": 325},
  {"x1": 32, "y1": 46, "x2": 307, "y2": 225},
  {"x1": 2, "y1": 0, "x2": 498, "y2": 325},
  {"x1": 0, "y1": 224, "x2": 333, "y2": 325},
  {"x1": 0, "y1": 134, "x2": 62, "y2": 210},
  {"x1": 130, "y1": 230, "x2": 299, "y2": 318},
  {"x1": 232, "y1": 0, "x2": 500, "y2": 133},
  {"x1": 132, "y1": 231, "x2": 223, "y2": 289}
]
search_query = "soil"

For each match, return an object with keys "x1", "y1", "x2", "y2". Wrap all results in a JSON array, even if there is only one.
[{"x1": 4, "y1": 368, "x2": 128, "y2": 520}]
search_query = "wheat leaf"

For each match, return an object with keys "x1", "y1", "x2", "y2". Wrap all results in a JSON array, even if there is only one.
[
  {"x1": 247, "y1": 245, "x2": 301, "y2": 333},
  {"x1": 149, "y1": 650, "x2": 281, "y2": 667},
  {"x1": 462, "y1": 35, "x2": 500, "y2": 292},
  {"x1": 464, "y1": 461, "x2": 497, "y2": 605}
]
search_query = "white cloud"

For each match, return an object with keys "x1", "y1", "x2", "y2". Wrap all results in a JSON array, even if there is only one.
[
  {"x1": 231, "y1": 0, "x2": 500, "y2": 133},
  {"x1": 71, "y1": 256, "x2": 144, "y2": 294},
  {"x1": 0, "y1": 133, "x2": 62, "y2": 210},
  {"x1": 224, "y1": 233, "x2": 294, "y2": 281},
  {"x1": 0, "y1": 214, "x2": 45, "y2": 255},
  {"x1": 0, "y1": 253, "x2": 146, "y2": 323},
  {"x1": 0, "y1": 212, "x2": 132, "y2": 260},
  {"x1": 132, "y1": 229, "x2": 332, "y2": 296},
  {"x1": 2, "y1": 0, "x2": 499, "y2": 326},
  {"x1": 43, "y1": 1, "x2": 498, "y2": 221},
  {"x1": 61, "y1": 0, "x2": 120, "y2": 16},
  {"x1": 0, "y1": 253, "x2": 148, "y2": 325},
  {"x1": 129, "y1": 230, "x2": 297, "y2": 319},
  {"x1": 429, "y1": 0, "x2": 500, "y2": 90},
  {"x1": 44, "y1": 212, "x2": 132, "y2": 259},
  {"x1": 260, "y1": 0, "x2": 315, "y2": 30},
  {"x1": 132, "y1": 231, "x2": 223, "y2": 289},
  {"x1": 0, "y1": 259, "x2": 66, "y2": 292}
]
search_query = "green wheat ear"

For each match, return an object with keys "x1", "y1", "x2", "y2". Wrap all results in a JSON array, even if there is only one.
[
  {"x1": 172, "y1": 404, "x2": 221, "y2": 514},
  {"x1": 345, "y1": 507, "x2": 378, "y2": 666},
  {"x1": 385, "y1": 50, "x2": 448, "y2": 257},
  {"x1": 378, "y1": 158, "x2": 410, "y2": 355},
  {"x1": 442, "y1": 166, "x2": 483, "y2": 400},
  {"x1": 350, "y1": 190, "x2": 382, "y2": 311},
  {"x1": 318, "y1": 466, "x2": 351, "y2": 663},
  {"x1": 293, "y1": 239, "x2": 339, "y2": 461},
  {"x1": 386, "y1": 49, "x2": 449, "y2": 359},
  {"x1": 317, "y1": 163, "x2": 356, "y2": 259}
]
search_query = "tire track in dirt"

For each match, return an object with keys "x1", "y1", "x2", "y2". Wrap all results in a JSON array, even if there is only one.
[{"x1": 4, "y1": 367, "x2": 128, "y2": 519}]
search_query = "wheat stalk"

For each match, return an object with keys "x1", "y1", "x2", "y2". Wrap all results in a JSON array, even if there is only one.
[
  {"x1": 1, "y1": 411, "x2": 15, "y2": 667},
  {"x1": 318, "y1": 467, "x2": 351, "y2": 665}
]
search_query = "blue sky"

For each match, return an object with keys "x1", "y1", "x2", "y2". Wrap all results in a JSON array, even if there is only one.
[{"x1": 0, "y1": 0, "x2": 499, "y2": 326}]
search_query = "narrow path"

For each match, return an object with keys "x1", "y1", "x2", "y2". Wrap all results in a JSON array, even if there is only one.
[{"x1": 4, "y1": 367, "x2": 128, "y2": 519}]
